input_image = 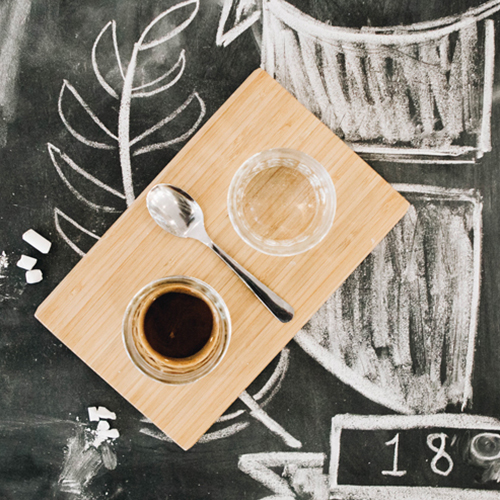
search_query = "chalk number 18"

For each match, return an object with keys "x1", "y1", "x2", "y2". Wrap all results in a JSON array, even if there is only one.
[{"x1": 382, "y1": 432, "x2": 454, "y2": 477}]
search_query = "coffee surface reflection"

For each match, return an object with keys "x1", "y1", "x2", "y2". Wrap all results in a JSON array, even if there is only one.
[{"x1": 143, "y1": 291, "x2": 213, "y2": 359}]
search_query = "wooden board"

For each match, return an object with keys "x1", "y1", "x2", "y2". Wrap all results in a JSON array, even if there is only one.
[{"x1": 35, "y1": 69, "x2": 409, "y2": 450}]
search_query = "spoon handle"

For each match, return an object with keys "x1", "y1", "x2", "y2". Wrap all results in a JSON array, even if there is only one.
[{"x1": 208, "y1": 242, "x2": 294, "y2": 323}]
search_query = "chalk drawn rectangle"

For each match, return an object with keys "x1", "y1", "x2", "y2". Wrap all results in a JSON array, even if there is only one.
[
  {"x1": 35, "y1": 68, "x2": 409, "y2": 450},
  {"x1": 329, "y1": 414, "x2": 500, "y2": 499},
  {"x1": 263, "y1": 0, "x2": 498, "y2": 164},
  {"x1": 296, "y1": 184, "x2": 482, "y2": 415}
]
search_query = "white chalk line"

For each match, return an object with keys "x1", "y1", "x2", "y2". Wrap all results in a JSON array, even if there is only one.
[
  {"x1": 133, "y1": 92, "x2": 206, "y2": 155},
  {"x1": 47, "y1": 144, "x2": 125, "y2": 199},
  {"x1": 351, "y1": 145, "x2": 477, "y2": 157},
  {"x1": 216, "y1": 0, "x2": 261, "y2": 48},
  {"x1": 393, "y1": 183, "x2": 482, "y2": 203},
  {"x1": 239, "y1": 452, "x2": 325, "y2": 497},
  {"x1": 253, "y1": 346, "x2": 289, "y2": 402},
  {"x1": 0, "y1": 0, "x2": 32, "y2": 119},
  {"x1": 58, "y1": 80, "x2": 117, "y2": 150},
  {"x1": 239, "y1": 390, "x2": 302, "y2": 449},
  {"x1": 330, "y1": 485, "x2": 500, "y2": 500},
  {"x1": 269, "y1": 0, "x2": 500, "y2": 46},
  {"x1": 132, "y1": 49, "x2": 185, "y2": 93},
  {"x1": 130, "y1": 91, "x2": 201, "y2": 146},
  {"x1": 0, "y1": 250, "x2": 8, "y2": 278},
  {"x1": 198, "y1": 422, "x2": 251, "y2": 443},
  {"x1": 132, "y1": 52, "x2": 186, "y2": 98},
  {"x1": 54, "y1": 208, "x2": 100, "y2": 257},
  {"x1": 139, "y1": 421, "x2": 250, "y2": 443},
  {"x1": 478, "y1": 19, "x2": 495, "y2": 154},
  {"x1": 217, "y1": 348, "x2": 290, "y2": 423},
  {"x1": 92, "y1": 21, "x2": 120, "y2": 100},
  {"x1": 48, "y1": 143, "x2": 124, "y2": 213},
  {"x1": 361, "y1": 0, "x2": 500, "y2": 33},
  {"x1": 61, "y1": 80, "x2": 118, "y2": 140},
  {"x1": 111, "y1": 19, "x2": 125, "y2": 80},
  {"x1": 464, "y1": 194, "x2": 483, "y2": 410},
  {"x1": 361, "y1": 157, "x2": 477, "y2": 165},
  {"x1": 137, "y1": 0, "x2": 199, "y2": 51},
  {"x1": 332, "y1": 413, "x2": 500, "y2": 431}
]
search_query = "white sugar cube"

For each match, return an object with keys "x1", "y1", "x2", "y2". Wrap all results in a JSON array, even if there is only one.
[
  {"x1": 22, "y1": 229, "x2": 51, "y2": 254},
  {"x1": 97, "y1": 420, "x2": 110, "y2": 431},
  {"x1": 17, "y1": 255, "x2": 37, "y2": 270},
  {"x1": 25, "y1": 269, "x2": 43, "y2": 284}
]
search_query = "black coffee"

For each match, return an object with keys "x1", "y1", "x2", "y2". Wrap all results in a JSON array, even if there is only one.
[{"x1": 143, "y1": 292, "x2": 213, "y2": 359}]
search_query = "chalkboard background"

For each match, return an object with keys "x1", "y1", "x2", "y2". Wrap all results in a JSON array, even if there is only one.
[{"x1": 2, "y1": 0, "x2": 500, "y2": 498}]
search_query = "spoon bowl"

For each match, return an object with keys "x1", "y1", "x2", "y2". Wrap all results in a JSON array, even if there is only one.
[{"x1": 147, "y1": 184, "x2": 206, "y2": 240}]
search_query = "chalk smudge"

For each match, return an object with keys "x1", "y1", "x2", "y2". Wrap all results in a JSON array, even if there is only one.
[
  {"x1": 239, "y1": 452, "x2": 328, "y2": 500},
  {"x1": 0, "y1": 0, "x2": 32, "y2": 146},
  {"x1": 296, "y1": 184, "x2": 482, "y2": 414},
  {"x1": 0, "y1": 251, "x2": 8, "y2": 278},
  {"x1": 57, "y1": 412, "x2": 118, "y2": 497}
]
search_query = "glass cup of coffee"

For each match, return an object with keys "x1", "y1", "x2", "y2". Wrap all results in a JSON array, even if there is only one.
[{"x1": 122, "y1": 276, "x2": 231, "y2": 384}]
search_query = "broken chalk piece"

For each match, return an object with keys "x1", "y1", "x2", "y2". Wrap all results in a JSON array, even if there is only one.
[
  {"x1": 96, "y1": 406, "x2": 117, "y2": 420},
  {"x1": 22, "y1": 229, "x2": 51, "y2": 254},
  {"x1": 97, "y1": 420, "x2": 110, "y2": 431},
  {"x1": 25, "y1": 269, "x2": 43, "y2": 284},
  {"x1": 88, "y1": 407, "x2": 99, "y2": 421},
  {"x1": 103, "y1": 428, "x2": 120, "y2": 440},
  {"x1": 88, "y1": 406, "x2": 117, "y2": 421},
  {"x1": 93, "y1": 434, "x2": 107, "y2": 447},
  {"x1": 17, "y1": 255, "x2": 37, "y2": 271},
  {"x1": 93, "y1": 427, "x2": 120, "y2": 447}
]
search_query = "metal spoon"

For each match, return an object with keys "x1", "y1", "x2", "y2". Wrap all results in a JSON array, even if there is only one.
[{"x1": 146, "y1": 184, "x2": 294, "y2": 323}]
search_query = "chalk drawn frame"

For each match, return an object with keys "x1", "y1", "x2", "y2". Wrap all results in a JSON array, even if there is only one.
[
  {"x1": 294, "y1": 184, "x2": 483, "y2": 414},
  {"x1": 217, "y1": 0, "x2": 500, "y2": 164},
  {"x1": 262, "y1": 0, "x2": 498, "y2": 164},
  {"x1": 329, "y1": 414, "x2": 500, "y2": 500}
]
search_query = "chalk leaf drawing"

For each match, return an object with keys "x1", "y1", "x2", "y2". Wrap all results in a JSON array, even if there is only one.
[
  {"x1": 295, "y1": 185, "x2": 482, "y2": 415},
  {"x1": 47, "y1": 1, "x2": 299, "y2": 447},
  {"x1": 49, "y1": 0, "x2": 206, "y2": 255},
  {"x1": 218, "y1": 0, "x2": 500, "y2": 163}
]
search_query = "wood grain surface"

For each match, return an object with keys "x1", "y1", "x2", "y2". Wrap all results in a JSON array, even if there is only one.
[{"x1": 35, "y1": 69, "x2": 410, "y2": 450}]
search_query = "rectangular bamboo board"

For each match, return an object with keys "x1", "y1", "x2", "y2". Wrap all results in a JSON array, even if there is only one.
[{"x1": 36, "y1": 69, "x2": 410, "y2": 450}]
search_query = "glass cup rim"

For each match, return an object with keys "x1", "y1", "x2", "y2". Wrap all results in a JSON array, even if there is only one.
[
  {"x1": 122, "y1": 276, "x2": 231, "y2": 385},
  {"x1": 227, "y1": 148, "x2": 336, "y2": 256}
]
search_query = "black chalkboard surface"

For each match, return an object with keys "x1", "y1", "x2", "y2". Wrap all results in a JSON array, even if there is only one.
[{"x1": 2, "y1": 0, "x2": 500, "y2": 498}]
